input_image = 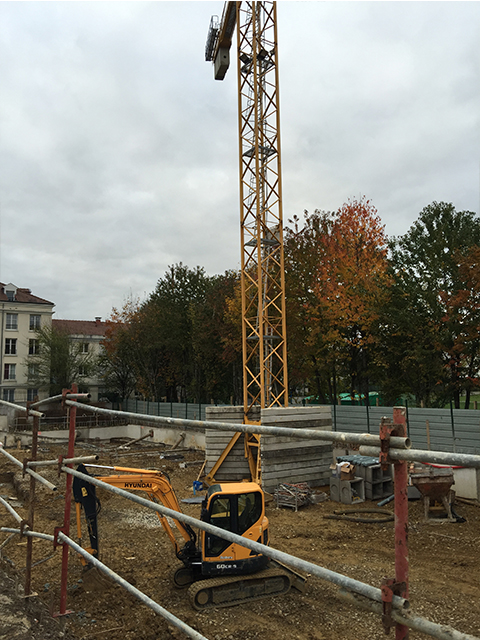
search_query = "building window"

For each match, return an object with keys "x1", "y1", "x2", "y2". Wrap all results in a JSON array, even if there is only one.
[
  {"x1": 6, "y1": 290, "x2": 14, "y2": 302},
  {"x1": 6, "y1": 313, "x2": 18, "y2": 330},
  {"x1": 4, "y1": 363, "x2": 16, "y2": 380},
  {"x1": 29, "y1": 339, "x2": 40, "y2": 355},
  {"x1": 2, "y1": 388, "x2": 15, "y2": 402},
  {"x1": 81, "y1": 343, "x2": 89, "y2": 353},
  {"x1": 27, "y1": 388, "x2": 38, "y2": 402},
  {"x1": 5, "y1": 338, "x2": 17, "y2": 355},
  {"x1": 28, "y1": 363, "x2": 39, "y2": 377},
  {"x1": 79, "y1": 365, "x2": 87, "y2": 376},
  {"x1": 30, "y1": 315, "x2": 41, "y2": 330}
]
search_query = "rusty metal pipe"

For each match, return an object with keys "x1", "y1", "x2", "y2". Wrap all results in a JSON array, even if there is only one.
[
  {"x1": 64, "y1": 400, "x2": 411, "y2": 449},
  {"x1": 338, "y1": 589, "x2": 479, "y2": 640},
  {"x1": 25, "y1": 411, "x2": 39, "y2": 596}
]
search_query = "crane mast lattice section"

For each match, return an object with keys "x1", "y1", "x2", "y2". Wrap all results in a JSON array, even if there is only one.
[{"x1": 236, "y1": 1, "x2": 288, "y2": 422}]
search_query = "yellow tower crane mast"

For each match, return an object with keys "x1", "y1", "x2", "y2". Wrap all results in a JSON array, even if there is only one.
[
  {"x1": 205, "y1": 1, "x2": 287, "y2": 484},
  {"x1": 206, "y1": 1, "x2": 288, "y2": 421}
]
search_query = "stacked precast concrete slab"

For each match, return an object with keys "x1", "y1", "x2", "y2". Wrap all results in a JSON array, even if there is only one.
[{"x1": 205, "y1": 406, "x2": 333, "y2": 492}]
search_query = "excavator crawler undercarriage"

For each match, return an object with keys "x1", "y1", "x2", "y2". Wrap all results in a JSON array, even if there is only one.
[{"x1": 188, "y1": 566, "x2": 291, "y2": 610}]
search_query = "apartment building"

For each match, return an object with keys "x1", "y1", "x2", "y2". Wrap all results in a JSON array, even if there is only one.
[
  {"x1": 52, "y1": 317, "x2": 107, "y2": 401},
  {"x1": 0, "y1": 282, "x2": 55, "y2": 403}
]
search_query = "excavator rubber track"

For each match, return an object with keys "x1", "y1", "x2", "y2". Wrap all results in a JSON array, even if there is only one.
[{"x1": 188, "y1": 567, "x2": 291, "y2": 610}]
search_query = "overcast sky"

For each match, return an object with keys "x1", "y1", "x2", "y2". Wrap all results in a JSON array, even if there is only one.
[{"x1": 1, "y1": 1, "x2": 479, "y2": 320}]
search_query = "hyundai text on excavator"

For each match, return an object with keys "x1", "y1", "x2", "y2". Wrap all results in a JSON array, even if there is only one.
[{"x1": 73, "y1": 464, "x2": 296, "y2": 609}]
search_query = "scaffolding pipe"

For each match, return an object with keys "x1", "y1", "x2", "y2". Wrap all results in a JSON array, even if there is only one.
[
  {"x1": 56, "y1": 532, "x2": 210, "y2": 640},
  {"x1": 62, "y1": 465, "x2": 409, "y2": 611},
  {"x1": 27, "y1": 455, "x2": 99, "y2": 468},
  {"x1": 392, "y1": 407, "x2": 409, "y2": 640},
  {"x1": 64, "y1": 400, "x2": 411, "y2": 450},
  {"x1": 0, "y1": 496, "x2": 25, "y2": 524},
  {"x1": 30, "y1": 393, "x2": 91, "y2": 408},
  {"x1": 359, "y1": 445, "x2": 480, "y2": 469},
  {"x1": 0, "y1": 444, "x2": 57, "y2": 491},
  {"x1": 0, "y1": 399, "x2": 45, "y2": 418},
  {"x1": 25, "y1": 411, "x2": 40, "y2": 596},
  {"x1": 57, "y1": 390, "x2": 77, "y2": 616},
  {"x1": 1, "y1": 527, "x2": 55, "y2": 542},
  {"x1": 338, "y1": 589, "x2": 479, "y2": 640}
]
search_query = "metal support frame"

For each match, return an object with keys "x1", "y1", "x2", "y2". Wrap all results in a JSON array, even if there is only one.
[
  {"x1": 55, "y1": 386, "x2": 77, "y2": 617},
  {"x1": 379, "y1": 407, "x2": 409, "y2": 639},
  {"x1": 24, "y1": 404, "x2": 39, "y2": 596},
  {"x1": 237, "y1": 1, "x2": 288, "y2": 420}
]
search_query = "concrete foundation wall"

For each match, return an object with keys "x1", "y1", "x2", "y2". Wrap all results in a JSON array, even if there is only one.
[
  {"x1": 0, "y1": 423, "x2": 205, "y2": 450},
  {"x1": 205, "y1": 405, "x2": 334, "y2": 491}
]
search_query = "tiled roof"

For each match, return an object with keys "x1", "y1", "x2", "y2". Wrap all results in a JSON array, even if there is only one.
[
  {"x1": 53, "y1": 319, "x2": 106, "y2": 336},
  {"x1": 0, "y1": 283, "x2": 54, "y2": 305}
]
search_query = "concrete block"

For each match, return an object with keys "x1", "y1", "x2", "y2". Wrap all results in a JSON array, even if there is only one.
[{"x1": 329, "y1": 477, "x2": 365, "y2": 504}]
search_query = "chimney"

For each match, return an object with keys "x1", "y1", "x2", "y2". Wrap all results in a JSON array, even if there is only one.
[{"x1": 95, "y1": 316, "x2": 102, "y2": 325}]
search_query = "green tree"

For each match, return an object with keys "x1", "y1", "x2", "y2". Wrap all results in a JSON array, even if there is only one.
[
  {"x1": 190, "y1": 270, "x2": 241, "y2": 404},
  {"x1": 26, "y1": 325, "x2": 94, "y2": 396},
  {"x1": 385, "y1": 202, "x2": 480, "y2": 407},
  {"x1": 99, "y1": 297, "x2": 140, "y2": 405}
]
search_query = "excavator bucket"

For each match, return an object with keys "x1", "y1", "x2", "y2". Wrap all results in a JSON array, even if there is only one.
[{"x1": 73, "y1": 464, "x2": 112, "y2": 590}]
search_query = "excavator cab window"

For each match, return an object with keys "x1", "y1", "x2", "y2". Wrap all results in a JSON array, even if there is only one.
[
  {"x1": 204, "y1": 490, "x2": 263, "y2": 558},
  {"x1": 205, "y1": 495, "x2": 232, "y2": 557}
]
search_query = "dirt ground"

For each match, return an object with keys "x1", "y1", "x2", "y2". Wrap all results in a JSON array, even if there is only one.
[{"x1": 0, "y1": 439, "x2": 479, "y2": 640}]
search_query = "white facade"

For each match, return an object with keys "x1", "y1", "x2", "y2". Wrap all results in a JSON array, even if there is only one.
[
  {"x1": 52, "y1": 318, "x2": 107, "y2": 402},
  {"x1": 0, "y1": 282, "x2": 54, "y2": 404}
]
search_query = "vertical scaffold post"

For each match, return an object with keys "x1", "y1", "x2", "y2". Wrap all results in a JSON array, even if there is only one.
[
  {"x1": 56, "y1": 384, "x2": 77, "y2": 616},
  {"x1": 393, "y1": 406, "x2": 409, "y2": 640},
  {"x1": 24, "y1": 403, "x2": 39, "y2": 595}
]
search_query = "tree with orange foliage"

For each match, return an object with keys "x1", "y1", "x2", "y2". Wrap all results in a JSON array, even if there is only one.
[{"x1": 285, "y1": 197, "x2": 392, "y2": 403}]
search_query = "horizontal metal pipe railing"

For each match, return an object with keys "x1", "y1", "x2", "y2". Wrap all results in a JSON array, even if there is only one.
[
  {"x1": 62, "y1": 465, "x2": 409, "y2": 611},
  {"x1": 359, "y1": 445, "x2": 480, "y2": 469},
  {"x1": 64, "y1": 400, "x2": 411, "y2": 449},
  {"x1": 30, "y1": 393, "x2": 91, "y2": 409},
  {"x1": 0, "y1": 399, "x2": 45, "y2": 418},
  {"x1": 56, "y1": 532, "x2": 209, "y2": 640},
  {"x1": 338, "y1": 589, "x2": 479, "y2": 640},
  {"x1": 27, "y1": 455, "x2": 99, "y2": 468},
  {"x1": 0, "y1": 444, "x2": 57, "y2": 491},
  {"x1": 0, "y1": 527, "x2": 209, "y2": 640},
  {"x1": 1, "y1": 527, "x2": 55, "y2": 543}
]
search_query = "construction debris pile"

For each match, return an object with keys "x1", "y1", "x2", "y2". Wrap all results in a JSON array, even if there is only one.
[{"x1": 274, "y1": 482, "x2": 312, "y2": 511}]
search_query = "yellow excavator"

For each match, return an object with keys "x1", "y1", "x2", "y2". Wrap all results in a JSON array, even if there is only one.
[{"x1": 73, "y1": 464, "x2": 295, "y2": 609}]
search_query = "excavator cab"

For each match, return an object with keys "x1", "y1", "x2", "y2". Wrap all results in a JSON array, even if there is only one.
[{"x1": 200, "y1": 482, "x2": 269, "y2": 577}]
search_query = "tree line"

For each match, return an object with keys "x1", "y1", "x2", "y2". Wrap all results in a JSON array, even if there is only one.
[{"x1": 29, "y1": 199, "x2": 480, "y2": 409}]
